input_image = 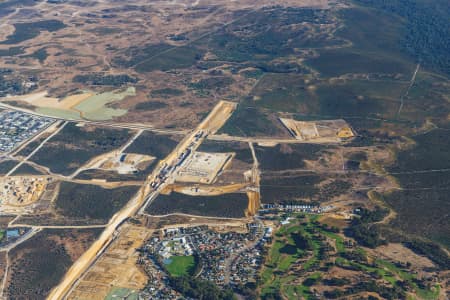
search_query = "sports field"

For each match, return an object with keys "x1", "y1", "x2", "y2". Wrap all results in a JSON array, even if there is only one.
[{"x1": 164, "y1": 255, "x2": 196, "y2": 277}]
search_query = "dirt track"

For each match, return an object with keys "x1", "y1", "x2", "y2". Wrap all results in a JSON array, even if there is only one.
[{"x1": 47, "y1": 101, "x2": 236, "y2": 300}]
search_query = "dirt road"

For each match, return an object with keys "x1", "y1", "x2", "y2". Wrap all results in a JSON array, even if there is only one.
[
  {"x1": 0, "y1": 228, "x2": 42, "y2": 299},
  {"x1": 397, "y1": 63, "x2": 420, "y2": 116},
  {"x1": 6, "y1": 121, "x2": 67, "y2": 177},
  {"x1": 47, "y1": 101, "x2": 236, "y2": 300}
]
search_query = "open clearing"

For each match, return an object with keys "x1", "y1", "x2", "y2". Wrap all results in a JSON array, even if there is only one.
[
  {"x1": 79, "y1": 152, "x2": 155, "y2": 176},
  {"x1": 2, "y1": 88, "x2": 135, "y2": 121},
  {"x1": 6, "y1": 91, "x2": 93, "y2": 110},
  {"x1": 279, "y1": 118, "x2": 354, "y2": 142}
]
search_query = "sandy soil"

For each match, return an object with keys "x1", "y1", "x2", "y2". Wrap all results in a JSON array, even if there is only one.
[
  {"x1": 67, "y1": 224, "x2": 151, "y2": 300},
  {"x1": 36, "y1": 93, "x2": 93, "y2": 110}
]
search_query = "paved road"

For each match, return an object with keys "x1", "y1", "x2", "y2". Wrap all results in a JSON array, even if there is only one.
[
  {"x1": 0, "y1": 102, "x2": 187, "y2": 135},
  {"x1": 0, "y1": 227, "x2": 42, "y2": 299},
  {"x1": 68, "y1": 128, "x2": 144, "y2": 179},
  {"x1": 0, "y1": 227, "x2": 41, "y2": 252},
  {"x1": 208, "y1": 133, "x2": 341, "y2": 144},
  {"x1": 7, "y1": 224, "x2": 107, "y2": 230},
  {"x1": 143, "y1": 212, "x2": 250, "y2": 221},
  {"x1": 47, "y1": 101, "x2": 236, "y2": 300},
  {"x1": 5, "y1": 121, "x2": 68, "y2": 177},
  {"x1": 224, "y1": 219, "x2": 264, "y2": 284}
]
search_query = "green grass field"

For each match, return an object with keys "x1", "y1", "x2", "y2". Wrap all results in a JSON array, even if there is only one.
[
  {"x1": 105, "y1": 287, "x2": 139, "y2": 300},
  {"x1": 260, "y1": 215, "x2": 322, "y2": 299},
  {"x1": 165, "y1": 255, "x2": 196, "y2": 277},
  {"x1": 260, "y1": 214, "x2": 440, "y2": 299}
]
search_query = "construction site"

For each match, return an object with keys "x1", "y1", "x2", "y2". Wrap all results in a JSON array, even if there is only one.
[
  {"x1": 279, "y1": 118, "x2": 355, "y2": 142},
  {"x1": 0, "y1": 176, "x2": 52, "y2": 208},
  {"x1": 163, "y1": 182, "x2": 248, "y2": 197},
  {"x1": 66, "y1": 224, "x2": 151, "y2": 300},
  {"x1": 46, "y1": 100, "x2": 241, "y2": 300},
  {"x1": 175, "y1": 151, "x2": 233, "y2": 184},
  {"x1": 99, "y1": 153, "x2": 155, "y2": 175}
]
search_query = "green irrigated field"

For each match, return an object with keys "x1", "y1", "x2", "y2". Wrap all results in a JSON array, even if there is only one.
[
  {"x1": 165, "y1": 255, "x2": 196, "y2": 277},
  {"x1": 259, "y1": 214, "x2": 440, "y2": 300},
  {"x1": 260, "y1": 215, "x2": 333, "y2": 299},
  {"x1": 105, "y1": 287, "x2": 138, "y2": 300}
]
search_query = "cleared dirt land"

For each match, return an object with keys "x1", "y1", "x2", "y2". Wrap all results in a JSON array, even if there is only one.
[
  {"x1": 68, "y1": 224, "x2": 151, "y2": 300},
  {"x1": 176, "y1": 151, "x2": 233, "y2": 184}
]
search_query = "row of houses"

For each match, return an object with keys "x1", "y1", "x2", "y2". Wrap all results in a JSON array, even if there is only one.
[{"x1": 0, "y1": 110, "x2": 53, "y2": 153}]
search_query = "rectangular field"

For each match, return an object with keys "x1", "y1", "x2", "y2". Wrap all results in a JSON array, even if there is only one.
[
  {"x1": 146, "y1": 192, "x2": 248, "y2": 218},
  {"x1": 176, "y1": 151, "x2": 233, "y2": 184}
]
